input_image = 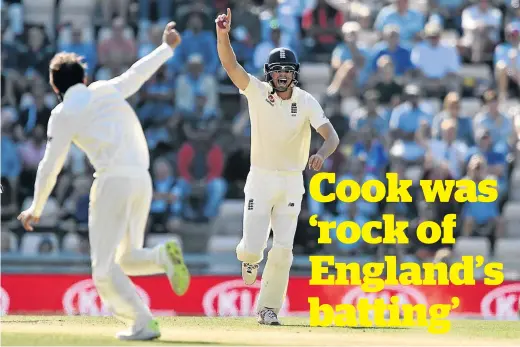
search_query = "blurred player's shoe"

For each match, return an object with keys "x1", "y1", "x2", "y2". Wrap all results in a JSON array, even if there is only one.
[
  {"x1": 242, "y1": 262, "x2": 259, "y2": 285},
  {"x1": 163, "y1": 240, "x2": 190, "y2": 296},
  {"x1": 116, "y1": 319, "x2": 161, "y2": 341},
  {"x1": 257, "y1": 308, "x2": 281, "y2": 325}
]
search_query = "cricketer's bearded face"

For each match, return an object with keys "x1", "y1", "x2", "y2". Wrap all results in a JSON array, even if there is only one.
[{"x1": 270, "y1": 69, "x2": 295, "y2": 92}]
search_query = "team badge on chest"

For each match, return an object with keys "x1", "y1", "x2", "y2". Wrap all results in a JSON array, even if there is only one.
[
  {"x1": 265, "y1": 93, "x2": 275, "y2": 106},
  {"x1": 291, "y1": 103, "x2": 297, "y2": 116}
]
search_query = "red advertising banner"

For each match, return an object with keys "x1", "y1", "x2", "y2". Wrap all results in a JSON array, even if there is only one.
[{"x1": 1, "y1": 274, "x2": 519, "y2": 320}]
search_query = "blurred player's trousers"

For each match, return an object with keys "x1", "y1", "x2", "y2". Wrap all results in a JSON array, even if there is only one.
[
  {"x1": 236, "y1": 167, "x2": 305, "y2": 314},
  {"x1": 89, "y1": 167, "x2": 164, "y2": 327}
]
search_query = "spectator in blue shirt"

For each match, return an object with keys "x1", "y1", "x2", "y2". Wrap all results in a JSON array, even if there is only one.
[
  {"x1": 371, "y1": 24, "x2": 413, "y2": 77},
  {"x1": 150, "y1": 158, "x2": 181, "y2": 232},
  {"x1": 169, "y1": 11, "x2": 218, "y2": 75},
  {"x1": 465, "y1": 128, "x2": 508, "y2": 202},
  {"x1": 461, "y1": 155, "x2": 504, "y2": 256},
  {"x1": 1, "y1": 121, "x2": 21, "y2": 181},
  {"x1": 58, "y1": 27, "x2": 97, "y2": 79},
  {"x1": 473, "y1": 90, "x2": 515, "y2": 156},
  {"x1": 494, "y1": 23, "x2": 520, "y2": 100},
  {"x1": 350, "y1": 90, "x2": 389, "y2": 138},
  {"x1": 331, "y1": 21, "x2": 373, "y2": 87},
  {"x1": 352, "y1": 128, "x2": 389, "y2": 178},
  {"x1": 432, "y1": 92, "x2": 474, "y2": 146},
  {"x1": 374, "y1": 0, "x2": 425, "y2": 47},
  {"x1": 138, "y1": 65, "x2": 175, "y2": 125},
  {"x1": 389, "y1": 84, "x2": 433, "y2": 162}
]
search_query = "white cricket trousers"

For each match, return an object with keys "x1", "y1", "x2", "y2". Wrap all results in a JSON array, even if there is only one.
[
  {"x1": 89, "y1": 167, "x2": 165, "y2": 327},
  {"x1": 236, "y1": 167, "x2": 305, "y2": 314}
]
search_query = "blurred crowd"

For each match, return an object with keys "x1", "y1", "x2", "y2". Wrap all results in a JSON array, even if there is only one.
[{"x1": 1, "y1": 0, "x2": 520, "y2": 264}]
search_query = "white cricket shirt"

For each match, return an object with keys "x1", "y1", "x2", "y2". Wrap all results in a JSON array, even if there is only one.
[
  {"x1": 29, "y1": 43, "x2": 174, "y2": 216},
  {"x1": 239, "y1": 74, "x2": 330, "y2": 172}
]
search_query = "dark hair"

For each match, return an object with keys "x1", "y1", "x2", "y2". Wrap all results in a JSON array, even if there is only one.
[{"x1": 49, "y1": 52, "x2": 86, "y2": 96}]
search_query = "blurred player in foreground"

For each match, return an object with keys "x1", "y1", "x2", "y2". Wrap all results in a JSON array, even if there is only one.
[
  {"x1": 17, "y1": 22, "x2": 189, "y2": 341},
  {"x1": 216, "y1": 8, "x2": 340, "y2": 325}
]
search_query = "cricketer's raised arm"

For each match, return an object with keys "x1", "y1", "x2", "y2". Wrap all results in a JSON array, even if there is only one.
[
  {"x1": 107, "y1": 22, "x2": 181, "y2": 99},
  {"x1": 28, "y1": 107, "x2": 75, "y2": 217},
  {"x1": 107, "y1": 43, "x2": 174, "y2": 99}
]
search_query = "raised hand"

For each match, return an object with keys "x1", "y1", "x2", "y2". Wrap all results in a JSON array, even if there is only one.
[
  {"x1": 163, "y1": 21, "x2": 182, "y2": 49},
  {"x1": 215, "y1": 8, "x2": 232, "y2": 36}
]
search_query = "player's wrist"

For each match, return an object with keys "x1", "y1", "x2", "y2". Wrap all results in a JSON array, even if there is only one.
[
  {"x1": 26, "y1": 205, "x2": 41, "y2": 219},
  {"x1": 315, "y1": 152, "x2": 325, "y2": 160}
]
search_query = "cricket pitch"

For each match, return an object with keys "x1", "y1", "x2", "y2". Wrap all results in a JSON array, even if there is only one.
[{"x1": 1, "y1": 316, "x2": 520, "y2": 346}]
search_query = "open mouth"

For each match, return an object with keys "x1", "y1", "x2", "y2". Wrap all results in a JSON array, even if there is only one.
[{"x1": 277, "y1": 78, "x2": 288, "y2": 87}]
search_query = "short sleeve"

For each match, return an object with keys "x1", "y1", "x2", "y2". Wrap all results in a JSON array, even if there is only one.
[
  {"x1": 410, "y1": 45, "x2": 421, "y2": 68},
  {"x1": 307, "y1": 95, "x2": 329, "y2": 130},
  {"x1": 239, "y1": 73, "x2": 268, "y2": 99},
  {"x1": 389, "y1": 108, "x2": 401, "y2": 130}
]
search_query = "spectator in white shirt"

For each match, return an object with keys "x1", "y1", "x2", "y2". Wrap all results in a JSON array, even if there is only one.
[
  {"x1": 175, "y1": 54, "x2": 218, "y2": 120},
  {"x1": 419, "y1": 118, "x2": 468, "y2": 179},
  {"x1": 411, "y1": 22, "x2": 461, "y2": 97},
  {"x1": 460, "y1": 0, "x2": 502, "y2": 63}
]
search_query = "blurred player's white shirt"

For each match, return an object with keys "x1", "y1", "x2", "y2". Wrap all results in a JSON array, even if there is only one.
[
  {"x1": 29, "y1": 43, "x2": 174, "y2": 216},
  {"x1": 240, "y1": 74, "x2": 329, "y2": 172}
]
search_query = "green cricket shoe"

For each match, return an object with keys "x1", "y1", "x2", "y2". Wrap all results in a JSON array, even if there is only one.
[{"x1": 163, "y1": 240, "x2": 191, "y2": 296}]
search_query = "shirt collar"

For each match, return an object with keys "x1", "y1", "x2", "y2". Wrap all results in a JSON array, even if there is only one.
[
  {"x1": 63, "y1": 83, "x2": 88, "y2": 100},
  {"x1": 290, "y1": 86, "x2": 299, "y2": 103},
  {"x1": 273, "y1": 86, "x2": 299, "y2": 103}
]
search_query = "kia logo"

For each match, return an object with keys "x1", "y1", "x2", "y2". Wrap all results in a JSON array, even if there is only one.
[
  {"x1": 0, "y1": 287, "x2": 10, "y2": 316},
  {"x1": 480, "y1": 284, "x2": 520, "y2": 320},
  {"x1": 63, "y1": 279, "x2": 150, "y2": 316},
  {"x1": 202, "y1": 279, "x2": 290, "y2": 317},
  {"x1": 342, "y1": 285, "x2": 428, "y2": 309}
]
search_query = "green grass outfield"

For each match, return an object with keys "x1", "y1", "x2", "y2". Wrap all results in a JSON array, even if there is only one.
[{"x1": 1, "y1": 316, "x2": 520, "y2": 346}]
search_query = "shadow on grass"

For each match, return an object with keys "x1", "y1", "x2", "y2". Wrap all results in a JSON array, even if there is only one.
[
  {"x1": 154, "y1": 341, "x2": 242, "y2": 346},
  {"x1": 282, "y1": 323, "x2": 409, "y2": 330},
  {"x1": 2, "y1": 320, "x2": 65, "y2": 324}
]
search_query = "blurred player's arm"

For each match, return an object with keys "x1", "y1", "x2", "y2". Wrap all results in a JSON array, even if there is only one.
[
  {"x1": 108, "y1": 22, "x2": 181, "y2": 99},
  {"x1": 216, "y1": 8, "x2": 250, "y2": 91},
  {"x1": 315, "y1": 123, "x2": 340, "y2": 160},
  {"x1": 28, "y1": 109, "x2": 75, "y2": 217},
  {"x1": 108, "y1": 44, "x2": 173, "y2": 99},
  {"x1": 308, "y1": 97, "x2": 340, "y2": 161}
]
